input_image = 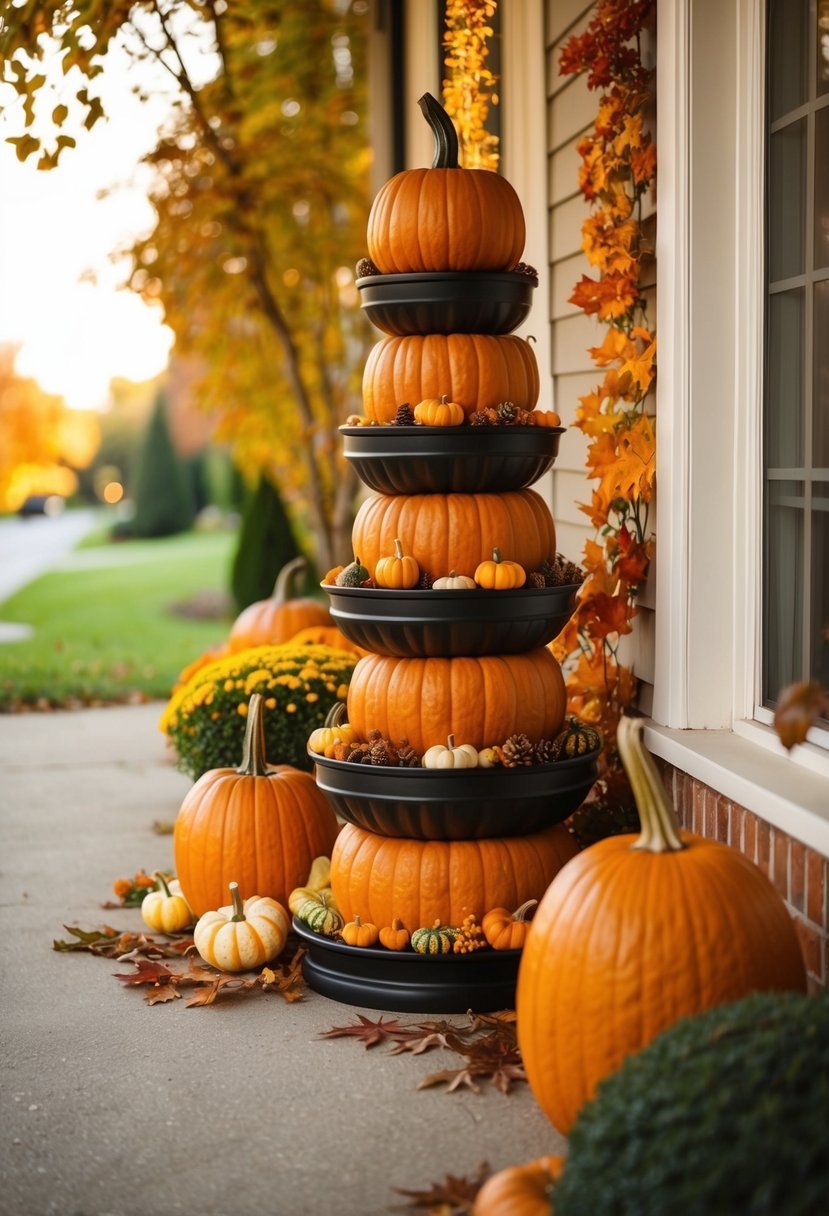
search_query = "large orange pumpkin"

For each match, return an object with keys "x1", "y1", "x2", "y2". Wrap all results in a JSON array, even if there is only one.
[
  {"x1": 362, "y1": 334, "x2": 539, "y2": 424},
  {"x1": 516, "y1": 715, "x2": 808, "y2": 1135},
  {"x1": 288, "y1": 624, "x2": 365, "y2": 657},
  {"x1": 330, "y1": 822, "x2": 578, "y2": 929},
  {"x1": 366, "y1": 92, "x2": 525, "y2": 274},
  {"x1": 352, "y1": 489, "x2": 555, "y2": 581},
  {"x1": 228, "y1": 556, "x2": 330, "y2": 653},
  {"x1": 473, "y1": 1156, "x2": 565, "y2": 1216},
  {"x1": 174, "y1": 693, "x2": 339, "y2": 916},
  {"x1": 347, "y1": 649, "x2": 566, "y2": 755}
]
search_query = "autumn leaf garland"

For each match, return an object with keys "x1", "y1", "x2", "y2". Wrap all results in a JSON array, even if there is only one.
[{"x1": 553, "y1": 0, "x2": 656, "y2": 747}]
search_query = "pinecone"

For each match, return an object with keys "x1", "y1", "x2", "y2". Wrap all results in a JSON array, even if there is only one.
[
  {"x1": 417, "y1": 570, "x2": 434, "y2": 590},
  {"x1": 513, "y1": 408, "x2": 535, "y2": 427},
  {"x1": 331, "y1": 740, "x2": 353, "y2": 762},
  {"x1": 396, "y1": 738, "x2": 421, "y2": 767},
  {"x1": 527, "y1": 571, "x2": 546, "y2": 590},
  {"x1": 500, "y1": 733, "x2": 535, "y2": 767},
  {"x1": 356, "y1": 256, "x2": 381, "y2": 278},
  {"x1": 392, "y1": 402, "x2": 416, "y2": 426},
  {"x1": 369, "y1": 737, "x2": 398, "y2": 766},
  {"x1": 541, "y1": 554, "x2": 585, "y2": 587},
  {"x1": 360, "y1": 576, "x2": 377, "y2": 588},
  {"x1": 496, "y1": 400, "x2": 518, "y2": 425},
  {"x1": 345, "y1": 743, "x2": 372, "y2": 764},
  {"x1": 513, "y1": 261, "x2": 539, "y2": 279},
  {"x1": 535, "y1": 738, "x2": 558, "y2": 765},
  {"x1": 469, "y1": 410, "x2": 493, "y2": 427}
]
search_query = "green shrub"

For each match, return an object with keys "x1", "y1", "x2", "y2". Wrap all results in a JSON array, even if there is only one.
[
  {"x1": 554, "y1": 991, "x2": 829, "y2": 1216},
  {"x1": 159, "y1": 642, "x2": 356, "y2": 778},
  {"x1": 231, "y1": 474, "x2": 302, "y2": 612},
  {"x1": 130, "y1": 390, "x2": 195, "y2": 538}
]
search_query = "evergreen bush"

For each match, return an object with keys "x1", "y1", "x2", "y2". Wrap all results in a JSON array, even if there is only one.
[
  {"x1": 130, "y1": 391, "x2": 195, "y2": 538},
  {"x1": 231, "y1": 474, "x2": 302, "y2": 612}
]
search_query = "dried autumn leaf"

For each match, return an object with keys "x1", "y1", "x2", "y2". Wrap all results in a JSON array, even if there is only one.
[
  {"x1": 146, "y1": 985, "x2": 181, "y2": 1005},
  {"x1": 773, "y1": 681, "x2": 829, "y2": 751},
  {"x1": 113, "y1": 960, "x2": 177, "y2": 987},
  {"x1": 393, "y1": 1160, "x2": 490, "y2": 1214},
  {"x1": 319, "y1": 1014, "x2": 428, "y2": 1049},
  {"x1": 53, "y1": 925, "x2": 120, "y2": 952}
]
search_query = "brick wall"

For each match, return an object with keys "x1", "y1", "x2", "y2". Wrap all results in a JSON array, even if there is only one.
[{"x1": 658, "y1": 760, "x2": 828, "y2": 992}]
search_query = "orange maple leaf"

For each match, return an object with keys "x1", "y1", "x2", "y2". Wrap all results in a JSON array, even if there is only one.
[
  {"x1": 588, "y1": 327, "x2": 637, "y2": 367},
  {"x1": 569, "y1": 273, "x2": 638, "y2": 321},
  {"x1": 631, "y1": 143, "x2": 656, "y2": 185},
  {"x1": 589, "y1": 413, "x2": 655, "y2": 502},
  {"x1": 584, "y1": 592, "x2": 636, "y2": 640},
  {"x1": 620, "y1": 334, "x2": 657, "y2": 394},
  {"x1": 614, "y1": 113, "x2": 644, "y2": 155}
]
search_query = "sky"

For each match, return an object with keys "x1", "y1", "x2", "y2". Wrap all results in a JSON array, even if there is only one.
[{"x1": 0, "y1": 35, "x2": 182, "y2": 411}]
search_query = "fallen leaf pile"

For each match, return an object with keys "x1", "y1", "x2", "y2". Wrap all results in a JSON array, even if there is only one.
[
  {"x1": 320, "y1": 1010, "x2": 526, "y2": 1095},
  {"x1": 392, "y1": 1160, "x2": 490, "y2": 1214},
  {"x1": 53, "y1": 924, "x2": 306, "y2": 1006}
]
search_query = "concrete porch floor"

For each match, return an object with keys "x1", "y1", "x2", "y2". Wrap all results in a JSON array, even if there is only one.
[{"x1": 0, "y1": 704, "x2": 565, "y2": 1216}]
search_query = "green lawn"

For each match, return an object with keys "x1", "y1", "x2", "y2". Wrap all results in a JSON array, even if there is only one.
[{"x1": 0, "y1": 530, "x2": 237, "y2": 710}]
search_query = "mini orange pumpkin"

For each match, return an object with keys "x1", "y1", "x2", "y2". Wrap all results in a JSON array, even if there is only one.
[
  {"x1": 482, "y1": 899, "x2": 538, "y2": 950},
  {"x1": 414, "y1": 394, "x2": 465, "y2": 427},
  {"x1": 472, "y1": 1156, "x2": 565, "y2": 1216},
  {"x1": 374, "y1": 538, "x2": 420, "y2": 589},
  {"x1": 342, "y1": 914, "x2": 380, "y2": 948},
  {"x1": 379, "y1": 918, "x2": 410, "y2": 951},
  {"x1": 474, "y1": 548, "x2": 526, "y2": 589},
  {"x1": 229, "y1": 556, "x2": 330, "y2": 652},
  {"x1": 529, "y1": 409, "x2": 561, "y2": 428}
]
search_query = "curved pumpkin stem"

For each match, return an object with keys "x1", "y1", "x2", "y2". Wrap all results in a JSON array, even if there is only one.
[
  {"x1": 492, "y1": 547, "x2": 503, "y2": 563},
  {"x1": 512, "y1": 899, "x2": 538, "y2": 922},
  {"x1": 272, "y1": 554, "x2": 307, "y2": 602},
  {"x1": 418, "y1": 92, "x2": 460, "y2": 169},
  {"x1": 323, "y1": 701, "x2": 348, "y2": 729},
  {"x1": 152, "y1": 870, "x2": 173, "y2": 898},
  {"x1": 228, "y1": 881, "x2": 246, "y2": 922},
  {"x1": 237, "y1": 693, "x2": 270, "y2": 777},
  {"x1": 393, "y1": 538, "x2": 405, "y2": 560},
  {"x1": 617, "y1": 715, "x2": 684, "y2": 853}
]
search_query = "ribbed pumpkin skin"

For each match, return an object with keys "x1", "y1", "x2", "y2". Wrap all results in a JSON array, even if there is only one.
[
  {"x1": 352, "y1": 489, "x2": 555, "y2": 581},
  {"x1": 473, "y1": 1155, "x2": 565, "y2": 1216},
  {"x1": 516, "y1": 830, "x2": 808, "y2": 1134},
  {"x1": 362, "y1": 334, "x2": 539, "y2": 423},
  {"x1": 347, "y1": 649, "x2": 566, "y2": 755},
  {"x1": 174, "y1": 765, "x2": 339, "y2": 916},
  {"x1": 330, "y1": 822, "x2": 578, "y2": 928},
  {"x1": 228, "y1": 598, "x2": 331, "y2": 652},
  {"x1": 366, "y1": 168, "x2": 525, "y2": 274}
]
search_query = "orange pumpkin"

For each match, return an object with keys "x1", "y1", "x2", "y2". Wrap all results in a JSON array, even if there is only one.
[
  {"x1": 413, "y1": 394, "x2": 465, "y2": 427},
  {"x1": 174, "y1": 693, "x2": 340, "y2": 916},
  {"x1": 352, "y1": 489, "x2": 555, "y2": 581},
  {"x1": 362, "y1": 334, "x2": 539, "y2": 424},
  {"x1": 516, "y1": 715, "x2": 808, "y2": 1135},
  {"x1": 474, "y1": 548, "x2": 527, "y2": 589},
  {"x1": 473, "y1": 1156, "x2": 565, "y2": 1216},
  {"x1": 347, "y1": 650, "x2": 566, "y2": 755},
  {"x1": 366, "y1": 92, "x2": 525, "y2": 274},
  {"x1": 288, "y1": 624, "x2": 364, "y2": 656},
  {"x1": 330, "y1": 822, "x2": 578, "y2": 929},
  {"x1": 482, "y1": 900, "x2": 538, "y2": 950},
  {"x1": 374, "y1": 538, "x2": 420, "y2": 590},
  {"x1": 378, "y1": 918, "x2": 410, "y2": 951},
  {"x1": 228, "y1": 556, "x2": 330, "y2": 652},
  {"x1": 529, "y1": 409, "x2": 561, "y2": 428}
]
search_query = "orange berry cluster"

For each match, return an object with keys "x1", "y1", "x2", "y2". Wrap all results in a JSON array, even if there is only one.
[{"x1": 453, "y1": 914, "x2": 487, "y2": 954}]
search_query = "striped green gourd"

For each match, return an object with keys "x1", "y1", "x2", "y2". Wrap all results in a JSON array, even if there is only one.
[
  {"x1": 298, "y1": 897, "x2": 343, "y2": 936},
  {"x1": 411, "y1": 919, "x2": 455, "y2": 955}
]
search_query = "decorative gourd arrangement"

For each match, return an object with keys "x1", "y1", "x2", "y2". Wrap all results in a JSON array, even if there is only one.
[{"x1": 516, "y1": 714, "x2": 807, "y2": 1135}]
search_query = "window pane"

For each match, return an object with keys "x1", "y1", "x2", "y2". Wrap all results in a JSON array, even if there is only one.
[
  {"x1": 767, "y1": 288, "x2": 805, "y2": 466},
  {"x1": 813, "y1": 495, "x2": 829, "y2": 694},
  {"x1": 764, "y1": 481, "x2": 804, "y2": 699},
  {"x1": 768, "y1": 120, "x2": 806, "y2": 281},
  {"x1": 769, "y1": 0, "x2": 809, "y2": 119},
  {"x1": 815, "y1": 108, "x2": 829, "y2": 269},
  {"x1": 815, "y1": 280, "x2": 829, "y2": 465},
  {"x1": 818, "y1": 0, "x2": 829, "y2": 97}
]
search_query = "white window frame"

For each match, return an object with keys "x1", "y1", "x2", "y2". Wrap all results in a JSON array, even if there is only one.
[{"x1": 649, "y1": 0, "x2": 829, "y2": 850}]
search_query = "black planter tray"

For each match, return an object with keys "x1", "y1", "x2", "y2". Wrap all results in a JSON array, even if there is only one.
[
  {"x1": 325, "y1": 583, "x2": 578, "y2": 658},
  {"x1": 341, "y1": 424, "x2": 563, "y2": 495},
  {"x1": 293, "y1": 918, "x2": 521, "y2": 1013},
  {"x1": 356, "y1": 270, "x2": 537, "y2": 337},
  {"x1": 310, "y1": 749, "x2": 599, "y2": 840}
]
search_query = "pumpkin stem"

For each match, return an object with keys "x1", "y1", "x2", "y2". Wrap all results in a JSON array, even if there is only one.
[
  {"x1": 152, "y1": 870, "x2": 173, "y2": 899},
  {"x1": 447, "y1": 733, "x2": 456, "y2": 749},
  {"x1": 229, "y1": 881, "x2": 246, "y2": 922},
  {"x1": 236, "y1": 693, "x2": 270, "y2": 777},
  {"x1": 393, "y1": 538, "x2": 404, "y2": 560},
  {"x1": 513, "y1": 899, "x2": 538, "y2": 922},
  {"x1": 323, "y1": 701, "x2": 348, "y2": 729},
  {"x1": 492, "y1": 547, "x2": 503, "y2": 563},
  {"x1": 272, "y1": 554, "x2": 307, "y2": 602},
  {"x1": 448, "y1": 570, "x2": 458, "y2": 578},
  {"x1": 439, "y1": 394, "x2": 448, "y2": 404},
  {"x1": 354, "y1": 915, "x2": 363, "y2": 926},
  {"x1": 417, "y1": 92, "x2": 460, "y2": 169},
  {"x1": 392, "y1": 917, "x2": 404, "y2": 930},
  {"x1": 617, "y1": 715, "x2": 685, "y2": 853}
]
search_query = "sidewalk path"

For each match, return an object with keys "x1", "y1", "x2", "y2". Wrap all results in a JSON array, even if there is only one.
[
  {"x1": 0, "y1": 704, "x2": 564, "y2": 1216},
  {"x1": 0, "y1": 509, "x2": 101, "y2": 605}
]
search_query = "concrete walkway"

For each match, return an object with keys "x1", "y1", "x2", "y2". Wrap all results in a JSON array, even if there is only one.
[
  {"x1": 0, "y1": 704, "x2": 564, "y2": 1216},
  {"x1": 0, "y1": 510, "x2": 101, "y2": 643}
]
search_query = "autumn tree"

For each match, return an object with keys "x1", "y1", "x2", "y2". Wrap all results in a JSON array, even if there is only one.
[{"x1": 0, "y1": 1, "x2": 372, "y2": 570}]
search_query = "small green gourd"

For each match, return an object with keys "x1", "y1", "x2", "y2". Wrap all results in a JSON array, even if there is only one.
[
  {"x1": 411, "y1": 919, "x2": 455, "y2": 955},
  {"x1": 297, "y1": 895, "x2": 343, "y2": 936},
  {"x1": 335, "y1": 557, "x2": 370, "y2": 588},
  {"x1": 551, "y1": 717, "x2": 602, "y2": 760}
]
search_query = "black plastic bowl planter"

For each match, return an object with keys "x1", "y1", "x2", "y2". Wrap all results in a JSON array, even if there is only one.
[
  {"x1": 293, "y1": 917, "x2": 522, "y2": 1012},
  {"x1": 356, "y1": 269, "x2": 537, "y2": 337},
  {"x1": 340, "y1": 424, "x2": 563, "y2": 495},
  {"x1": 309, "y1": 749, "x2": 599, "y2": 840},
  {"x1": 324, "y1": 583, "x2": 579, "y2": 658}
]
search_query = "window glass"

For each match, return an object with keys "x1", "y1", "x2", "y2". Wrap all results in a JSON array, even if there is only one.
[
  {"x1": 815, "y1": 280, "x2": 829, "y2": 465},
  {"x1": 768, "y1": 120, "x2": 806, "y2": 282},
  {"x1": 769, "y1": 0, "x2": 809, "y2": 119},
  {"x1": 812, "y1": 498, "x2": 829, "y2": 690},
  {"x1": 818, "y1": 0, "x2": 829, "y2": 96},
  {"x1": 764, "y1": 481, "x2": 805, "y2": 698},
  {"x1": 767, "y1": 288, "x2": 805, "y2": 467}
]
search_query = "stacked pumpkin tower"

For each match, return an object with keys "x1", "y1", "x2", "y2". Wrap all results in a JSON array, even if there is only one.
[{"x1": 302, "y1": 95, "x2": 599, "y2": 1012}]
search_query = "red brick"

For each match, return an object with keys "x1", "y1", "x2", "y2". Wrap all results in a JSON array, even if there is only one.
[
  {"x1": 771, "y1": 830, "x2": 789, "y2": 899},
  {"x1": 716, "y1": 800, "x2": 730, "y2": 843},
  {"x1": 705, "y1": 788, "x2": 718, "y2": 838},
  {"x1": 757, "y1": 819, "x2": 771, "y2": 875},
  {"x1": 806, "y1": 851, "x2": 827, "y2": 927},
  {"x1": 692, "y1": 781, "x2": 706, "y2": 836},
  {"x1": 790, "y1": 840, "x2": 806, "y2": 913},
  {"x1": 743, "y1": 812, "x2": 757, "y2": 864},
  {"x1": 794, "y1": 916, "x2": 824, "y2": 981},
  {"x1": 732, "y1": 806, "x2": 745, "y2": 851}
]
